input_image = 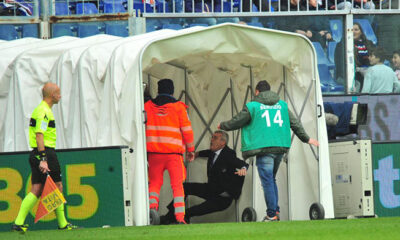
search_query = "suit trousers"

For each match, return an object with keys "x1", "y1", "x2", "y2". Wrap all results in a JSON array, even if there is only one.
[{"x1": 167, "y1": 183, "x2": 233, "y2": 219}]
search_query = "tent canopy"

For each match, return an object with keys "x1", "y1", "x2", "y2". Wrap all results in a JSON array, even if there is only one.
[{"x1": 0, "y1": 23, "x2": 333, "y2": 225}]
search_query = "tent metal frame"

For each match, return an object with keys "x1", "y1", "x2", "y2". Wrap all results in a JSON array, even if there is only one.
[{"x1": 145, "y1": 59, "x2": 319, "y2": 221}]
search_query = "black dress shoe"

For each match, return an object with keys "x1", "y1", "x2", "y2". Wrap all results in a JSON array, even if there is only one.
[{"x1": 160, "y1": 214, "x2": 176, "y2": 225}]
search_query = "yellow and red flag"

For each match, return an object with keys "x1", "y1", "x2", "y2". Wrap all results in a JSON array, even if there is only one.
[{"x1": 34, "y1": 175, "x2": 66, "y2": 223}]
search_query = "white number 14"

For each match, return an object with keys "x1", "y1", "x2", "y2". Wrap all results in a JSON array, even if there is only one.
[{"x1": 262, "y1": 110, "x2": 283, "y2": 127}]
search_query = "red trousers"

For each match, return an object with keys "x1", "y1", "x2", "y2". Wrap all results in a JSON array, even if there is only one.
[{"x1": 148, "y1": 153, "x2": 186, "y2": 221}]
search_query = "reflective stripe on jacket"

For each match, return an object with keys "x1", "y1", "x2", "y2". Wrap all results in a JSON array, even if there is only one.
[{"x1": 145, "y1": 100, "x2": 194, "y2": 154}]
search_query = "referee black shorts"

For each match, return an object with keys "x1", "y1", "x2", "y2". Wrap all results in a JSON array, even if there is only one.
[{"x1": 29, "y1": 148, "x2": 62, "y2": 184}]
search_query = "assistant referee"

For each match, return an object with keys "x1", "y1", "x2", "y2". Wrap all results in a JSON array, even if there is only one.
[{"x1": 12, "y1": 82, "x2": 77, "y2": 232}]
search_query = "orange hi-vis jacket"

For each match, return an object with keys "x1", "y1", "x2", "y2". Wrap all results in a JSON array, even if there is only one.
[{"x1": 145, "y1": 100, "x2": 195, "y2": 154}]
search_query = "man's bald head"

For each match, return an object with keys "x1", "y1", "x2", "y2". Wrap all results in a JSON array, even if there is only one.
[
  {"x1": 42, "y1": 83, "x2": 59, "y2": 98},
  {"x1": 42, "y1": 82, "x2": 61, "y2": 105}
]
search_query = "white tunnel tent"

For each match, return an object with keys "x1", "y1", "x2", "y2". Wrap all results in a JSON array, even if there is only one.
[{"x1": 0, "y1": 23, "x2": 334, "y2": 226}]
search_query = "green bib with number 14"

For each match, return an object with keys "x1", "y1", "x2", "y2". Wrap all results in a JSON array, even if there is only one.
[{"x1": 241, "y1": 100, "x2": 291, "y2": 152}]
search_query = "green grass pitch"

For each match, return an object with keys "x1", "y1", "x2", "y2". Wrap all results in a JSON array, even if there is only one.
[{"x1": 2, "y1": 217, "x2": 400, "y2": 240}]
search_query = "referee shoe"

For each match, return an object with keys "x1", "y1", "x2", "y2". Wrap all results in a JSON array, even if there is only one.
[
  {"x1": 58, "y1": 223, "x2": 79, "y2": 230},
  {"x1": 12, "y1": 224, "x2": 28, "y2": 233}
]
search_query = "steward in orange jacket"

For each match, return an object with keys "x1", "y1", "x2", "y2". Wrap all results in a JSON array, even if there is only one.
[{"x1": 145, "y1": 79, "x2": 195, "y2": 224}]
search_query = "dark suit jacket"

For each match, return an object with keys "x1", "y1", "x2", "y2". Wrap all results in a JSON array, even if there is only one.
[{"x1": 198, "y1": 146, "x2": 249, "y2": 200}]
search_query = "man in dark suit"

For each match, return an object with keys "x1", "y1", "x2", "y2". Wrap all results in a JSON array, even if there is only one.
[{"x1": 161, "y1": 130, "x2": 248, "y2": 224}]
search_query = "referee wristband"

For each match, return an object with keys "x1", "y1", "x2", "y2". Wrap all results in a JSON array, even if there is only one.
[{"x1": 39, "y1": 151, "x2": 47, "y2": 162}]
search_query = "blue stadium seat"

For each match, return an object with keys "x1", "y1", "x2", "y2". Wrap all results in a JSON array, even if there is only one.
[
  {"x1": 189, "y1": 23, "x2": 209, "y2": 27},
  {"x1": 248, "y1": 21, "x2": 263, "y2": 28},
  {"x1": 52, "y1": 23, "x2": 76, "y2": 37},
  {"x1": 55, "y1": 2, "x2": 70, "y2": 15},
  {"x1": 77, "y1": 23, "x2": 101, "y2": 38},
  {"x1": 104, "y1": 0, "x2": 127, "y2": 13},
  {"x1": 162, "y1": 24, "x2": 182, "y2": 30},
  {"x1": 0, "y1": 25, "x2": 19, "y2": 40},
  {"x1": 222, "y1": 1, "x2": 232, "y2": 12},
  {"x1": 105, "y1": 22, "x2": 129, "y2": 37},
  {"x1": 154, "y1": 1, "x2": 170, "y2": 13},
  {"x1": 76, "y1": 2, "x2": 99, "y2": 14},
  {"x1": 265, "y1": 21, "x2": 275, "y2": 29},
  {"x1": 354, "y1": 19, "x2": 377, "y2": 45},
  {"x1": 327, "y1": 41, "x2": 337, "y2": 64},
  {"x1": 317, "y1": 64, "x2": 344, "y2": 93},
  {"x1": 312, "y1": 42, "x2": 334, "y2": 70},
  {"x1": 329, "y1": 19, "x2": 342, "y2": 42},
  {"x1": 133, "y1": 2, "x2": 145, "y2": 13},
  {"x1": 22, "y1": 24, "x2": 39, "y2": 38},
  {"x1": 216, "y1": 18, "x2": 237, "y2": 24}
]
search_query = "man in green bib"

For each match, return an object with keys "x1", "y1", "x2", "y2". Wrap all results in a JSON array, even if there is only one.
[
  {"x1": 12, "y1": 83, "x2": 77, "y2": 232},
  {"x1": 219, "y1": 80, "x2": 319, "y2": 222}
]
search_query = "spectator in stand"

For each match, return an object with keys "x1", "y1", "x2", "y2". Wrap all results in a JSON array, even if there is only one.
[
  {"x1": 279, "y1": 0, "x2": 306, "y2": 11},
  {"x1": 242, "y1": 0, "x2": 270, "y2": 12},
  {"x1": 277, "y1": 2, "x2": 312, "y2": 40},
  {"x1": 392, "y1": 50, "x2": 400, "y2": 82},
  {"x1": 381, "y1": 0, "x2": 399, "y2": 9},
  {"x1": 302, "y1": 5, "x2": 333, "y2": 49},
  {"x1": 277, "y1": 5, "x2": 331, "y2": 49},
  {"x1": 353, "y1": 0, "x2": 375, "y2": 9},
  {"x1": 184, "y1": 0, "x2": 239, "y2": 26},
  {"x1": 323, "y1": 0, "x2": 375, "y2": 9},
  {"x1": 334, "y1": 22, "x2": 374, "y2": 91},
  {"x1": 353, "y1": 22, "x2": 374, "y2": 92},
  {"x1": 185, "y1": 0, "x2": 230, "y2": 12},
  {"x1": 362, "y1": 47, "x2": 400, "y2": 94},
  {"x1": 0, "y1": 0, "x2": 32, "y2": 16}
]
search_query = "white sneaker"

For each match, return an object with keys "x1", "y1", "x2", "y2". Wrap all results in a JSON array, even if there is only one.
[{"x1": 262, "y1": 215, "x2": 279, "y2": 222}]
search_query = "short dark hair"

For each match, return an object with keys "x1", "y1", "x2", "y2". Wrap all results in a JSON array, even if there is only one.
[
  {"x1": 370, "y1": 47, "x2": 386, "y2": 63},
  {"x1": 255, "y1": 80, "x2": 270, "y2": 92},
  {"x1": 158, "y1": 78, "x2": 174, "y2": 95}
]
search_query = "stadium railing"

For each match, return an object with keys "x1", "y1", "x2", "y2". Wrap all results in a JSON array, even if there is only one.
[{"x1": 44, "y1": 0, "x2": 400, "y2": 15}]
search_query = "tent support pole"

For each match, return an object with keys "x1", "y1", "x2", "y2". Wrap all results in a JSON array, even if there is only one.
[
  {"x1": 282, "y1": 66, "x2": 292, "y2": 221},
  {"x1": 250, "y1": 66, "x2": 254, "y2": 100},
  {"x1": 229, "y1": 78, "x2": 235, "y2": 148},
  {"x1": 178, "y1": 91, "x2": 213, "y2": 139},
  {"x1": 147, "y1": 74, "x2": 151, "y2": 92},
  {"x1": 184, "y1": 68, "x2": 188, "y2": 105},
  {"x1": 184, "y1": 68, "x2": 191, "y2": 211},
  {"x1": 284, "y1": 81, "x2": 318, "y2": 161},
  {"x1": 233, "y1": 85, "x2": 252, "y2": 151},
  {"x1": 195, "y1": 88, "x2": 230, "y2": 149}
]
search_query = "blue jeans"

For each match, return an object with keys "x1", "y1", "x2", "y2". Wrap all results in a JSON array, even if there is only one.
[{"x1": 256, "y1": 153, "x2": 283, "y2": 217}]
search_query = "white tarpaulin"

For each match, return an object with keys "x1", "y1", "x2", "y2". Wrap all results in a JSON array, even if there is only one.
[
  {"x1": 68, "y1": 30, "x2": 174, "y2": 148},
  {"x1": 0, "y1": 37, "x2": 40, "y2": 50},
  {"x1": 0, "y1": 37, "x2": 70, "y2": 152},
  {"x1": 49, "y1": 34, "x2": 121, "y2": 148},
  {"x1": 0, "y1": 23, "x2": 334, "y2": 226}
]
